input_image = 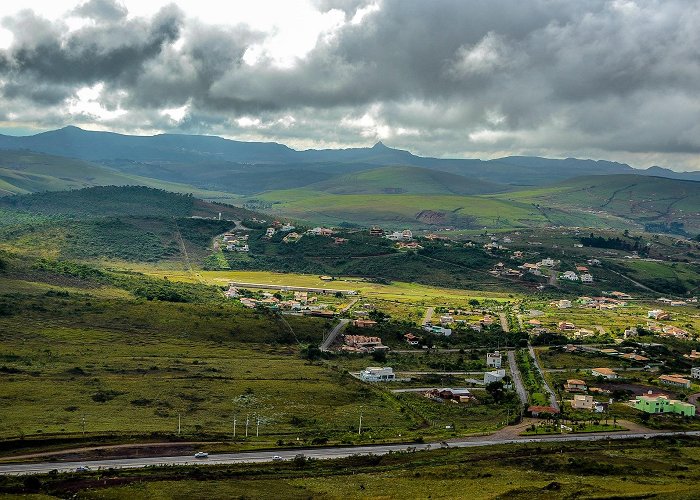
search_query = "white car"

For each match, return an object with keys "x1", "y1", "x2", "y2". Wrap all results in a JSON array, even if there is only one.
[
  {"x1": 194, "y1": 452, "x2": 209, "y2": 459},
  {"x1": 272, "y1": 455, "x2": 283, "y2": 462},
  {"x1": 75, "y1": 466, "x2": 91, "y2": 472}
]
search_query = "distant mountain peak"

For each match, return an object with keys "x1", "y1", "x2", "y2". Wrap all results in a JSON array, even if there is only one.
[{"x1": 372, "y1": 141, "x2": 388, "y2": 149}]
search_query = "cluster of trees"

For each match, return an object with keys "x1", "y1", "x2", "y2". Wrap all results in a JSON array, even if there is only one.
[{"x1": 580, "y1": 233, "x2": 645, "y2": 252}]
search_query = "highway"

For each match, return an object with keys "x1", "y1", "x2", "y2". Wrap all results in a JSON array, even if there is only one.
[
  {"x1": 2, "y1": 430, "x2": 699, "y2": 476},
  {"x1": 320, "y1": 318, "x2": 349, "y2": 351}
]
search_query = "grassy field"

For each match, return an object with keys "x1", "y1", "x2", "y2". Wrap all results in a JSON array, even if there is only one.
[
  {"x1": 139, "y1": 269, "x2": 515, "y2": 305},
  {"x1": 0, "y1": 258, "x2": 519, "y2": 449},
  {"x1": 255, "y1": 189, "x2": 551, "y2": 229},
  {"x1": 3, "y1": 437, "x2": 700, "y2": 498}
]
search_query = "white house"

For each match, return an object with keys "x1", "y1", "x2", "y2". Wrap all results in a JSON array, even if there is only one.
[
  {"x1": 580, "y1": 273, "x2": 594, "y2": 283},
  {"x1": 540, "y1": 258, "x2": 555, "y2": 267},
  {"x1": 486, "y1": 351, "x2": 502, "y2": 369},
  {"x1": 359, "y1": 367, "x2": 396, "y2": 382},
  {"x1": 562, "y1": 271, "x2": 579, "y2": 281},
  {"x1": 280, "y1": 224, "x2": 295, "y2": 232},
  {"x1": 691, "y1": 367, "x2": 700, "y2": 379},
  {"x1": 265, "y1": 227, "x2": 276, "y2": 237},
  {"x1": 484, "y1": 369, "x2": 506, "y2": 384},
  {"x1": 557, "y1": 299, "x2": 572, "y2": 309}
]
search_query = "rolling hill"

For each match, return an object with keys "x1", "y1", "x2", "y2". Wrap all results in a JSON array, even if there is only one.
[
  {"x1": 494, "y1": 174, "x2": 700, "y2": 233},
  {"x1": 307, "y1": 165, "x2": 507, "y2": 195}
]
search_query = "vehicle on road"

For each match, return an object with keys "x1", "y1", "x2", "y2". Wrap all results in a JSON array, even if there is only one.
[
  {"x1": 194, "y1": 452, "x2": 209, "y2": 459},
  {"x1": 272, "y1": 455, "x2": 283, "y2": 461},
  {"x1": 75, "y1": 466, "x2": 91, "y2": 472}
]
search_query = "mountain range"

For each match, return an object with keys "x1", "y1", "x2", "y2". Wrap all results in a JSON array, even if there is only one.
[
  {"x1": 1, "y1": 126, "x2": 699, "y2": 195},
  {"x1": 1, "y1": 126, "x2": 699, "y2": 234}
]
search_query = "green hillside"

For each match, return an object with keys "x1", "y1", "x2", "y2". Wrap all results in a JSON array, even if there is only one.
[
  {"x1": 0, "y1": 185, "x2": 256, "y2": 220},
  {"x1": 0, "y1": 150, "x2": 243, "y2": 203},
  {"x1": 256, "y1": 189, "x2": 566, "y2": 230},
  {"x1": 308, "y1": 165, "x2": 507, "y2": 195},
  {"x1": 496, "y1": 174, "x2": 700, "y2": 233},
  {"x1": 0, "y1": 186, "x2": 260, "y2": 263}
]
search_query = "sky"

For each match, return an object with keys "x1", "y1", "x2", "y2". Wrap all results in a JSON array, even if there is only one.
[{"x1": 0, "y1": 0, "x2": 699, "y2": 170}]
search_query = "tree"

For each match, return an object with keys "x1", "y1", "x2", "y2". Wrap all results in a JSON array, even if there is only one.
[{"x1": 485, "y1": 381, "x2": 506, "y2": 403}]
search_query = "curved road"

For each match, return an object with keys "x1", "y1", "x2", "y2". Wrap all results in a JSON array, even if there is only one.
[
  {"x1": 320, "y1": 319, "x2": 349, "y2": 352},
  {"x1": 2, "y1": 430, "x2": 698, "y2": 476}
]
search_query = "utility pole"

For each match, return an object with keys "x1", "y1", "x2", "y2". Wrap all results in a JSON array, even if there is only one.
[
  {"x1": 233, "y1": 416, "x2": 237, "y2": 438},
  {"x1": 81, "y1": 415, "x2": 86, "y2": 436},
  {"x1": 178, "y1": 413, "x2": 181, "y2": 436},
  {"x1": 256, "y1": 416, "x2": 260, "y2": 437},
  {"x1": 245, "y1": 415, "x2": 249, "y2": 438},
  {"x1": 358, "y1": 410, "x2": 363, "y2": 435}
]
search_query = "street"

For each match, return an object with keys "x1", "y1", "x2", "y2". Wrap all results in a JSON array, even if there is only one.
[{"x1": 2, "y1": 430, "x2": 698, "y2": 476}]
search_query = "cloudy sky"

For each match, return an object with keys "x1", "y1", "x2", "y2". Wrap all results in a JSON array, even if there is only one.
[{"x1": 0, "y1": 0, "x2": 699, "y2": 169}]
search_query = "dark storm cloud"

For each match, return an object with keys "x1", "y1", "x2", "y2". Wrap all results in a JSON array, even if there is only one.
[
  {"x1": 1, "y1": 0, "x2": 700, "y2": 165},
  {"x1": 1, "y1": 4, "x2": 182, "y2": 85}
]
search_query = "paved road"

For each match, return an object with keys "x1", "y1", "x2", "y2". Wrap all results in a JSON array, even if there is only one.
[
  {"x1": 320, "y1": 318, "x2": 349, "y2": 351},
  {"x1": 528, "y1": 345, "x2": 559, "y2": 410},
  {"x1": 422, "y1": 306, "x2": 435, "y2": 326},
  {"x1": 507, "y1": 350, "x2": 528, "y2": 406},
  {"x1": 390, "y1": 387, "x2": 482, "y2": 393},
  {"x1": 3, "y1": 430, "x2": 698, "y2": 476}
]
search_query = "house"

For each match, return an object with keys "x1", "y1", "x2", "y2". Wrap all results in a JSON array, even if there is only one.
[
  {"x1": 397, "y1": 241, "x2": 423, "y2": 250},
  {"x1": 369, "y1": 226, "x2": 384, "y2": 236},
  {"x1": 580, "y1": 273, "x2": 594, "y2": 283},
  {"x1": 591, "y1": 367, "x2": 618, "y2": 379},
  {"x1": 648, "y1": 309, "x2": 670, "y2": 320},
  {"x1": 484, "y1": 369, "x2": 506, "y2": 384},
  {"x1": 402, "y1": 229, "x2": 413, "y2": 240},
  {"x1": 561, "y1": 271, "x2": 579, "y2": 281},
  {"x1": 634, "y1": 392, "x2": 695, "y2": 416},
  {"x1": 359, "y1": 367, "x2": 395, "y2": 382},
  {"x1": 528, "y1": 405, "x2": 560, "y2": 417},
  {"x1": 424, "y1": 325, "x2": 452, "y2": 336},
  {"x1": 440, "y1": 315, "x2": 454, "y2": 325},
  {"x1": 282, "y1": 232, "x2": 302, "y2": 243},
  {"x1": 576, "y1": 266, "x2": 589, "y2": 272},
  {"x1": 683, "y1": 350, "x2": 700, "y2": 361},
  {"x1": 691, "y1": 367, "x2": 700, "y2": 380},
  {"x1": 571, "y1": 395, "x2": 596, "y2": 411},
  {"x1": 404, "y1": 333, "x2": 420, "y2": 345},
  {"x1": 610, "y1": 291, "x2": 632, "y2": 300},
  {"x1": 307, "y1": 227, "x2": 334, "y2": 236},
  {"x1": 333, "y1": 237, "x2": 349, "y2": 245},
  {"x1": 343, "y1": 335, "x2": 388, "y2": 353},
  {"x1": 661, "y1": 325, "x2": 689, "y2": 338},
  {"x1": 280, "y1": 224, "x2": 295, "y2": 232},
  {"x1": 565, "y1": 379, "x2": 588, "y2": 392},
  {"x1": 425, "y1": 388, "x2": 473, "y2": 403},
  {"x1": 558, "y1": 321, "x2": 576, "y2": 331},
  {"x1": 620, "y1": 353, "x2": 649, "y2": 362},
  {"x1": 486, "y1": 351, "x2": 502, "y2": 369},
  {"x1": 224, "y1": 286, "x2": 239, "y2": 298},
  {"x1": 658, "y1": 374, "x2": 691, "y2": 389},
  {"x1": 265, "y1": 227, "x2": 276, "y2": 237},
  {"x1": 624, "y1": 327, "x2": 638, "y2": 339},
  {"x1": 539, "y1": 258, "x2": 555, "y2": 267},
  {"x1": 556, "y1": 299, "x2": 572, "y2": 309},
  {"x1": 353, "y1": 319, "x2": 378, "y2": 328}
]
